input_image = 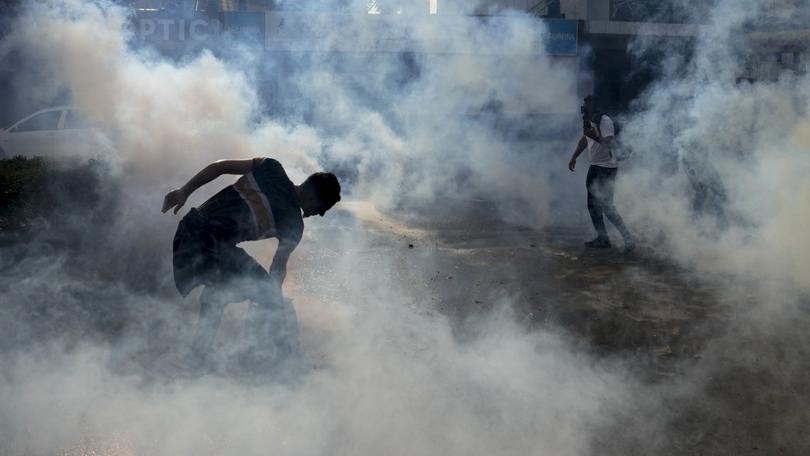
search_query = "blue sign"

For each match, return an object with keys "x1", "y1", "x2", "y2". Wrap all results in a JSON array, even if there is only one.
[
  {"x1": 129, "y1": 11, "x2": 266, "y2": 53},
  {"x1": 544, "y1": 19, "x2": 577, "y2": 56}
]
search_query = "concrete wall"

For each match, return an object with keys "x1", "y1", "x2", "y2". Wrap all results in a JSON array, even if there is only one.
[
  {"x1": 471, "y1": 0, "x2": 560, "y2": 15},
  {"x1": 559, "y1": 0, "x2": 587, "y2": 19},
  {"x1": 469, "y1": 0, "x2": 592, "y2": 18},
  {"x1": 585, "y1": 0, "x2": 609, "y2": 20}
]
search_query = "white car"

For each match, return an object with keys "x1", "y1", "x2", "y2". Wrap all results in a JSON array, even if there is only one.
[{"x1": 0, "y1": 106, "x2": 114, "y2": 160}]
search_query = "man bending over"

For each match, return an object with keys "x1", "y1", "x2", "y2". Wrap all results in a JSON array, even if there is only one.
[{"x1": 162, "y1": 157, "x2": 341, "y2": 372}]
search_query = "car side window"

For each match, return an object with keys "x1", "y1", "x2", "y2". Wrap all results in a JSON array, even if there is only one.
[
  {"x1": 63, "y1": 110, "x2": 94, "y2": 129},
  {"x1": 14, "y1": 111, "x2": 62, "y2": 132}
]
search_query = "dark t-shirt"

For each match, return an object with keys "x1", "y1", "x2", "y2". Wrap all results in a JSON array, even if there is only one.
[{"x1": 197, "y1": 158, "x2": 303, "y2": 246}]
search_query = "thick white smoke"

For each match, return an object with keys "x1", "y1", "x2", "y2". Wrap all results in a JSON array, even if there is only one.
[
  {"x1": 3, "y1": 0, "x2": 810, "y2": 454},
  {"x1": 601, "y1": 0, "x2": 810, "y2": 451},
  {"x1": 0, "y1": 1, "x2": 627, "y2": 455},
  {"x1": 619, "y1": 0, "x2": 810, "y2": 295},
  {"x1": 2, "y1": 0, "x2": 579, "y2": 223}
]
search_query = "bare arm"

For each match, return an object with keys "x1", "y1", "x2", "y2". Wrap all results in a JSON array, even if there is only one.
[
  {"x1": 584, "y1": 126, "x2": 615, "y2": 159},
  {"x1": 587, "y1": 129, "x2": 614, "y2": 147},
  {"x1": 267, "y1": 239, "x2": 298, "y2": 303},
  {"x1": 568, "y1": 136, "x2": 588, "y2": 172},
  {"x1": 585, "y1": 117, "x2": 614, "y2": 147},
  {"x1": 162, "y1": 159, "x2": 256, "y2": 214}
]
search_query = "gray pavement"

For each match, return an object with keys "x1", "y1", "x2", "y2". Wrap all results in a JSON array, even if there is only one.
[{"x1": 280, "y1": 202, "x2": 810, "y2": 455}]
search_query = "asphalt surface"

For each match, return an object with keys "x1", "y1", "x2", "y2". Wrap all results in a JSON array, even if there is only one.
[
  {"x1": 34, "y1": 201, "x2": 810, "y2": 455},
  {"x1": 277, "y1": 202, "x2": 810, "y2": 455}
]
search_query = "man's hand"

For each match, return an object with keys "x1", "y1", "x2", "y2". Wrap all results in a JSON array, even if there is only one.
[
  {"x1": 162, "y1": 188, "x2": 189, "y2": 214},
  {"x1": 568, "y1": 157, "x2": 577, "y2": 172}
]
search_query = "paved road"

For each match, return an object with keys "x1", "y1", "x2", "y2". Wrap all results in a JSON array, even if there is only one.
[
  {"x1": 8, "y1": 200, "x2": 807, "y2": 455},
  {"x1": 277, "y1": 202, "x2": 810, "y2": 455}
]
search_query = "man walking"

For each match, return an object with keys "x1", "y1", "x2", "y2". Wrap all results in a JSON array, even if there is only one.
[
  {"x1": 162, "y1": 157, "x2": 341, "y2": 373},
  {"x1": 568, "y1": 95, "x2": 634, "y2": 252}
]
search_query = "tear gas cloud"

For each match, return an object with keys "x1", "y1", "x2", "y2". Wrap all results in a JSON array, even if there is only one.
[
  {"x1": 1, "y1": 0, "x2": 810, "y2": 454},
  {"x1": 0, "y1": 1, "x2": 622, "y2": 455},
  {"x1": 0, "y1": 0, "x2": 578, "y2": 224},
  {"x1": 620, "y1": 0, "x2": 810, "y2": 297},
  {"x1": 612, "y1": 0, "x2": 810, "y2": 448}
]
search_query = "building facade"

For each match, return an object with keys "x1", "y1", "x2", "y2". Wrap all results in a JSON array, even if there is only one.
[{"x1": 124, "y1": 0, "x2": 808, "y2": 112}]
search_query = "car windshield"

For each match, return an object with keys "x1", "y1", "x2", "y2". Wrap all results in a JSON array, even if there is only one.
[
  {"x1": 63, "y1": 110, "x2": 95, "y2": 129},
  {"x1": 15, "y1": 110, "x2": 62, "y2": 132}
]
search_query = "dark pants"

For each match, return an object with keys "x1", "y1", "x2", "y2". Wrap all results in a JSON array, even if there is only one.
[
  {"x1": 192, "y1": 272, "x2": 302, "y2": 375},
  {"x1": 586, "y1": 165, "x2": 631, "y2": 240},
  {"x1": 174, "y1": 210, "x2": 301, "y2": 373}
]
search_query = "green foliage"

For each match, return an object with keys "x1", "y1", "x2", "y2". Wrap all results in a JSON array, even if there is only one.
[
  {"x1": 0, "y1": 156, "x2": 48, "y2": 231},
  {"x1": 0, "y1": 156, "x2": 109, "y2": 232}
]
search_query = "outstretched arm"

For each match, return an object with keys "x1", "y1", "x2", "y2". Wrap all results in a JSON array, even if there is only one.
[{"x1": 162, "y1": 159, "x2": 256, "y2": 214}]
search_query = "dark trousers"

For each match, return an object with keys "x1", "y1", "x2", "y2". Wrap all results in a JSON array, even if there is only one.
[
  {"x1": 174, "y1": 210, "x2": 301, "y2": 372},
  {"x1": 586, "y1": 165, "x2": 631, "y2": 240},
  {"x1": 193, "y1": 275, "x2": 302, "y2": 373}
]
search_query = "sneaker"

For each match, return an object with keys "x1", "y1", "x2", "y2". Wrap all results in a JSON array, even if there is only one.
[
  {"x1": 585, "y1": 237, "x2": 611, "y2": 248},
  {"x1": 623, "y1": 235, "x2": 637, "y2": 254}
]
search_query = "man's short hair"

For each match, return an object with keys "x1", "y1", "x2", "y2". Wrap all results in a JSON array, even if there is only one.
[{"x1": 305, "y1": 172, "x2": 341, "y2": 207}]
